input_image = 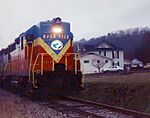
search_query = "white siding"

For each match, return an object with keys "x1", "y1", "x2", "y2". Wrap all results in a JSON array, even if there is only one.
[
  {"x1": 106, "y1": 51, "x2": 112, "y2": 59},
  {"x1": 80, "y1": 54, "x2": 112, "y2": 74},
  {"x1": 80, "y1": 54, "x2": 99, "y2": 74}
]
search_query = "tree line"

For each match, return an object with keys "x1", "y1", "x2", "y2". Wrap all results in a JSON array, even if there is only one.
[{"x1": 75, "y1": 27, "x2": 150, "y2": 64}]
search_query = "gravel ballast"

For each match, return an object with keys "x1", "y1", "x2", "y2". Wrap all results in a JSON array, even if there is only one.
[{"x1": 0, "y1": 89, "x2": 67, "y2": 118}]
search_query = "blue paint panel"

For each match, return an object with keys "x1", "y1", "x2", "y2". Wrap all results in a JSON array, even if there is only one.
[
  {"x1": 24, "y1": 18, "x2": 73, "y2": 55},
  {"x1": 40, "y1": 22, "x2": 73, "y2": 37},
  {"x1": 24, "y1": 25, "x2": 42, "y2": 39},
  {"x1": 40, "y1": 22, "x2": 51, "y2": 33}
]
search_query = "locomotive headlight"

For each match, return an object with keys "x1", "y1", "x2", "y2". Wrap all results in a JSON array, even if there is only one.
[{"x1": 52, "y1": 27, "x2": 62, "y2": 33}]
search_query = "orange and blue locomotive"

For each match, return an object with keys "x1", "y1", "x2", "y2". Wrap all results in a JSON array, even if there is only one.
[{"x1": 0, "y1": 17, "x2": 82, "y2": 96}]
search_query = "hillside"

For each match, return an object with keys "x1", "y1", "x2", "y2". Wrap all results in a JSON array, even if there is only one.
[{"x1": 74, "y1": 27, "x2": 150, "y2": 62}]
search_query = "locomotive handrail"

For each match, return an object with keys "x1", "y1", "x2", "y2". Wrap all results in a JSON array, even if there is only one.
[
  {"x1": 65, "y1": 53, "x2": 80, "y2": 75},
  {"x1": 29, "y1": 44, "x2": 34, "y2": 83},
  {"x1": 4, "y1": 63, "x2": 8, "y2": 71},
  {"x1": 30, "y1": 53, "x2": 49, "y2": 87},
  {"x1": 31, "y1": 53, "x2": 41, "y2": 88},
  {"x1": 32, "y1": 53, "x2": 49, "y2": 74},
  {"x1": 75, "y1": 54, "x2": 77, "y2": 75},
  {"x1": 4, "y1": 63, "x2": 10, "y2": 75},
  {"x1": 31, "y1": 53, "x2": 55, "y2": 88}
]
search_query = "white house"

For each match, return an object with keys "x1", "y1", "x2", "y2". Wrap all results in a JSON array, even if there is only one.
[{"x1": 80, "y1": 41, "x2": 124, "y2": 74}]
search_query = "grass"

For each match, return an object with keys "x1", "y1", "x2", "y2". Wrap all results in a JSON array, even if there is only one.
[
  {"x1": 83, "y1": 72, "x2": 150, "y2": 84},
  {"x1": 72, "y1": 72, "x2": 150, "y2": 114}
]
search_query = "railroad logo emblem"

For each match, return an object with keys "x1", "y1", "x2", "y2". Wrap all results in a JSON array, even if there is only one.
[{"x1": 51, "y1": 40, "x2": 63, "y2": 50}]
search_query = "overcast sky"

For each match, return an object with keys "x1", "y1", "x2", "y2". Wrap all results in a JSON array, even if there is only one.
[{"x1": 0, "y1": 0, "x2": 150, "y2": 48}]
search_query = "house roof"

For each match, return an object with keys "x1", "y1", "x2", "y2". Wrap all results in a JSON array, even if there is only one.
[
  {"x1": 93, "y1": 40, "x2": 123, "y2": 51},
  {"x1": 82, "y1": 45, "x2": 96, "y2": 52},
  {"x1": 131, "y1": 58, "x2": 143, "y2": 64},
  {"x1": 93, "y1": 48, "x2": 122, "y2": 51},
  {"x1": 80, "y1": 52, "x2": 113, "y2": 61}
]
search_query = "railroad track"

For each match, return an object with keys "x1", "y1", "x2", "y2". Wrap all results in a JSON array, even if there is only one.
[{"x1": 47, "y1": 96, "x2": 150, "y2": 118}]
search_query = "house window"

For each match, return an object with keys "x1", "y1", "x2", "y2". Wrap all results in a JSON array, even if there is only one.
[
  {"x1": 112, "y1": 51, "x2": 119, "y2": 58},
  {"x1": 105, "y1": 60, "x2": 108, "y2": 63},
  {"x1": 117, "y1": 62, "x2": 120, "y2": 66},
  {"x1": 99, "y1": 51, "x2": 101, "y2": 55},
  {"x1": 84, "y1": 60, "x2": 89, "y2": 63},
  {"x1": 117, "y1": 51, "x2": 119, "y2": 58},
  {"x1": 114, "y1": 51, "x2": 117, "y2": 58},
  {"x1": 112, "y1": 61, "x2": 115, "y2": 66},
  {"x1": 97, "y1": 60, "x2": 100, "y2": 63},
  {"x1": 112, "y1": 51, "x2": 114, "y2": 58},
  {"x1": 104, "y1": 51, "x2": 106, "y2": 56}
]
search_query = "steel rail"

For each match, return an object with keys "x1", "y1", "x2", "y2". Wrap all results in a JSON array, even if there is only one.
[
  {"x1": 64, "y1": 96, "x2": 150, "y2": 118},
  {"x1": 48, "y1": 101, "x2": 103, "y2": 118}
]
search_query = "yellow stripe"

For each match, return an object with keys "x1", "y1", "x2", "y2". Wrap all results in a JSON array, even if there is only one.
[
  {"x1": 23, "y1": 39, "x2": 26, "y2": 47},
  {"x1": 33, "y1": 38, "x2": 71, "y2": 63}
]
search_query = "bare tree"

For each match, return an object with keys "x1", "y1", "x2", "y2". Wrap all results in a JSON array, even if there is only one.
[{"x1": 91, "y1": 58, "x2": 105, "y2": 73}]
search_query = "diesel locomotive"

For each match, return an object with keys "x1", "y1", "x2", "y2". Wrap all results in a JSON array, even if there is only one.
[{"x1": 0, "y1": 17, "x2": 82, "y2": 96}]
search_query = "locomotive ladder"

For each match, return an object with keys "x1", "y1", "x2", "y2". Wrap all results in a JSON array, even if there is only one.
[{"x1": 65, "y1": 53, "x2": 80, "y2": 74}]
